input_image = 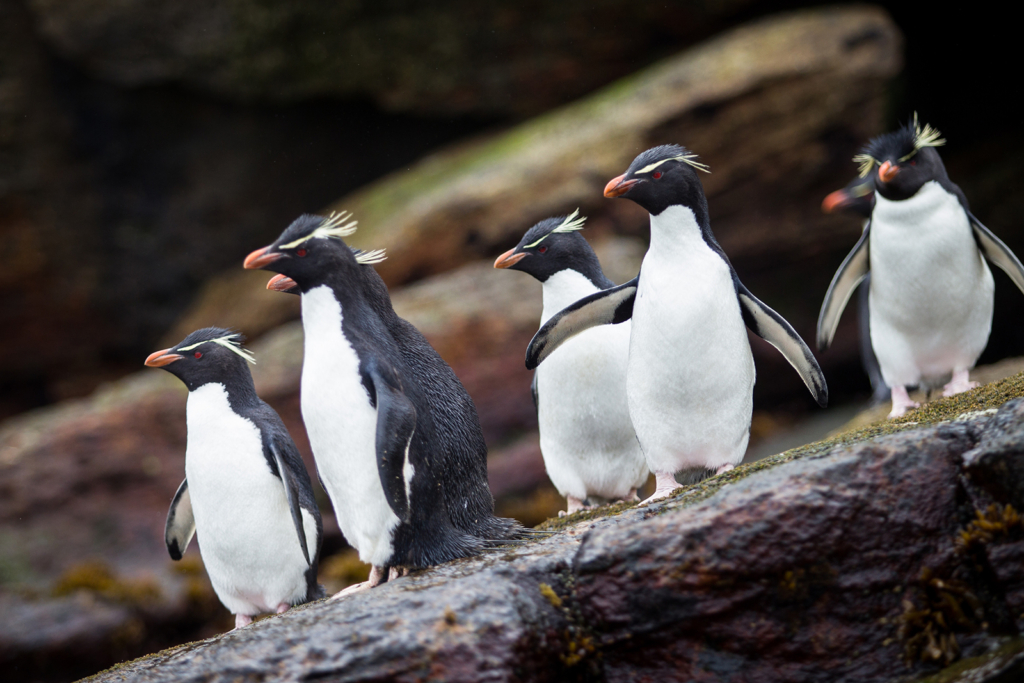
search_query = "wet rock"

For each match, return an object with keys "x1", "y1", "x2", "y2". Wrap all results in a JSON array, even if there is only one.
[
  {"x1": 26, "y1": 0, "x2": 757, "y2": 116},
  {"x1": 84, "y1": 403, "x2": 1024, "y2": 682},
  {"x1": 963, "y1": 399, "x2": 1024, "y2": 509}
]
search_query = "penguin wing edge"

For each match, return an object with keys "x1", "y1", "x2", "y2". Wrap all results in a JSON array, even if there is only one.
[
  {"x1": 525, "y1": 276, "x2": 638, "y2": 370},
  {"x1": 738, "y1": 285, "x2": 829, "y2": 408},
  {"x1": 270, "y1": 441, "x2": 313, "y2": 567},
  {"x1": 165, "y1": 478, "x2": 196, "y2": 561},
  {"x1": 816, "y1": 225, "x2": 870, "y2": 351},
  {"x1": 971, "y1": 214, "x2": 1024, "y2": 296},
  {"x1": 369, "y1": 362, "x2": 418, "y2": 522}
]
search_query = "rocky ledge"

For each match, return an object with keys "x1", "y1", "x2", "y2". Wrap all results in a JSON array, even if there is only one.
[{"x1": 86, "y1": 377, "x2": 1024, "y2": 683}]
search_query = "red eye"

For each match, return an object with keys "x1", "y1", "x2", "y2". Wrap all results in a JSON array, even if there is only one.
[
  {"x1": 538, "y1": 246, "x2": 548, "y2": 253},
  {"x1": 653, "y1": 171, "x2": 662, "y2": 179},
  {"x1": 194, "y1": 352, "x2": 202, "y2": 359},
  {"x1": 909, "y1": 160, "x2": 917, "y2": 166},
  {"x1": 297, "y1": 249, "x2": 307, "y2": 257}
]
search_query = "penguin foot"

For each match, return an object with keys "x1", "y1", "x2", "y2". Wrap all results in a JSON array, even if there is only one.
[
  {"x1": 888, "y1": 385, "x2": 920, "y2": 419},
  {"x1": 621, "y1": 489, "x2": 640, "y2": 503},
  {"x1": 942, "y1": 370, "x2": 979, "y2": 397},
  {"x1": 234, "y1": 613, "x2": 254, "y2": 629},
  {"x1": 715, "y1": 464, "x2": 734, "y2": 476},
  {"x1": 331, "y1": 565, "x2": 387, "y2": 600},
  {"x1": 275, "y1": 603, "x2": 290, "y2": 614},
  {"x1": 388, "y1": 566, "x2": 408, "y2": 581},
  {"x1": 559, "y1": 496, "x2": 590, "y2": 517},
  {"x1": 638, "y1": 472, "x2": 681, "y2": 507}
]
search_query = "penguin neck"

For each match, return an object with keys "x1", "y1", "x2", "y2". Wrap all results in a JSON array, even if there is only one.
[
  {"x1": 304, "y1": 270, "x2": 374, "y2": 321},
  {"x1": 187, "y1": 370, "x2": 260, "y2": 413},
  {"x1": 647, "y1": 204, "x2": 718, "y2": 262},
  {"x1": 541, "y1": 269, "x2": 603, "y2": 324}
]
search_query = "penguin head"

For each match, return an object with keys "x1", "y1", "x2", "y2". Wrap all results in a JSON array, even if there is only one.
[
  {"x1": 822, "y1": 174, "x2": 875, "y2": 218},
  {"x1": 493, "y1": 210, "x2": 597, "y2": 282},
  {"x1": 145, "y1": 327, "x2": 256, "y2": 392},
  {"x1": 854, "y1": 114, "x2": 948, "y2": 201},
  {"x1": 603, "y1": 144, "x2": 711, "y2": 217},
  {"x1": 243, "y1": 212, "x2": 386, "y2": 291}
]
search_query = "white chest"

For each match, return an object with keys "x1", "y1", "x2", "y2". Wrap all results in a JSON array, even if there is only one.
[
  {"x1": 299, "y1": 286, "x2": 398, "y2": 566},
  {"x1": 184, "y1": 383, "x2": 313, "y2": 614},
  {"x1": 627, "y1": 206, "x2": 754, "y2": 472}
]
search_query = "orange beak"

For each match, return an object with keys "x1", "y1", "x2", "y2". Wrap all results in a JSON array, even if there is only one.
[
  {"x1": 145, "y1": 348, "x2": 183, "y2": 367},
  {"x1": 244, "y1": 246, "x2": 283, "y2": 270},
  {"x1": 821, "y1": 189, "x2": 853, "y2": 214},
  {"x1": 878, "y1": 160, "x2": 899, "y2": 183},
  {"x1": 494, "y1": 248, "x2": 528, "y2": 269},
  {"x1": 267, "y1": 274, "x2": 299, "y2": 292},
  {"x1": 604, "y1": 173, "x2": 640, "y2": 198}
]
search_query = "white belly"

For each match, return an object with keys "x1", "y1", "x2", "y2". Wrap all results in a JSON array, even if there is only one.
[
  {"x1": 537, "y1": 272, "x2": 647, "y2": 499},
  {"x1": 185, "y1": 383, "x2": 316, "y2": 615},
  {"x1": 627, "y1": 206, "x2": 754, "y2": 475},
  {"x1": 869, "y1": 181, "x2": 994, "y2": 387},
  {"x1": 300, "y1": 286, "x2": 398, "y2": 567}
]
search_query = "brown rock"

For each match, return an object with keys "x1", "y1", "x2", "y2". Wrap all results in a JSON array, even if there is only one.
[{"x1": 26, "y1": 0, "x2": 758, "y2": 116}]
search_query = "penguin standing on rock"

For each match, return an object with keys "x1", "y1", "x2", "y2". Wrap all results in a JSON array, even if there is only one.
[
  {"x1": 245, "y1": 213, "x2": 522, "y2": 594},
  {"x1": 494, "y1": 210, "x2": 648, "y2": 514},
  {"x1": 145, "y1": 328, "x2": 323, "y2": 629},
  {"x1": 817, "y1": 115, "x2": 1024, "y2": 418},
  {"x1": 526, "y1": 145, "x2": 828, "y2": 504}
]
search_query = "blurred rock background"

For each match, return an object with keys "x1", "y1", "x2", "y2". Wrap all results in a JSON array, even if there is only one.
[{"x1": 1, "y1": 1, "x2": 1021, "y2": 680}]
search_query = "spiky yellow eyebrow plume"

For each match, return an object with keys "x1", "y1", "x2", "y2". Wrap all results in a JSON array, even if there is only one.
[
  {"x1": 635, "y1": 154, "x2": 711, "y2": 175},
  {"x1": 353, "y1": 248, "x2": 387, "y2": 265},
  {"x1": 523, "y1": 209, "x2": 587, "y2": 248},
  {"x1": 178, "y1": 335, "x2": 256, "y2": 364},
  {"x1": 899, "y1": 112, "x2": 946, "y2": 161},
  {"x1": 279, "y1": 211, "x2": 358, "y2": 249},
  {"x1": 853, "y1": 153, "x2": 879, "y2": 178}
]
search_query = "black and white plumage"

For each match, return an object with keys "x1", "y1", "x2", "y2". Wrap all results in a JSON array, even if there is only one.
[
  {"x1": 821, "y1": 175, "x2": 889, "y2": 404},
  {"x1": 817, "y1": 116, "x2": 1024, "y2": 418},
  {"x1": 245, "y1": 213, "x2": 520, "y2": 594},
  {"x1": 494, "y1": 211, "x2": 647, "y2": 514},
  {"x1": 527, "y1": 145, "x2": 827, "y2": 504},
  {"x1": 145, "y1": 328, "x2": 323, "y2": 629}
]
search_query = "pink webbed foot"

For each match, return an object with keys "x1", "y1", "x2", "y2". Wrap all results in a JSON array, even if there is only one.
[
  {"x1": 331, "y1": 564, "x2": 387, "y2": 600},
  {"x1": 559, "y1": 495, "x2": 590, "y2": 517},
  {"x1": 715, "y1": 464, "x2": 734, "y2": 476},
  {"x1": 888, "y1": 385, "x2": 920, "y2": 419},
  {"x1": 638, "y1": 472, "x2": 680, "y2": 507},
  {"x1": 234, "y1": 613, "x2": 253, "y2": 630},
  {"x1": 942, "y1": 369, "x2": 979, "y2": 397},
  {"x1": 275, "y1": 603, "x2": 290, "y2": 614},
  {"x1": 388, "y1": 566, "x2": 408, "y2": 581},
  {"x1": 619, "y1": 488, "x2": 640, "y2": 503}
]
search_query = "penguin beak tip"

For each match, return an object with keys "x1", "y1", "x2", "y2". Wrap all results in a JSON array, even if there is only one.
[
  {"x1": 821, "y1": 190, "x2": 850, "y2": 214},
  {"x1": 145, "y1": 349, "x2": 183, "y2": 367},
  {"x1": 267, "y1": 274, "x2": 298, "y2": 292},
  {"x1": 878, "y1": 161, "x2": 899, "y2": 183},
  {"x1": 494, "y1": 249, "x2": 527, "y2": 269},
  {"x1": 604, "y1": 174, "x2": 639, "y2": 198},
  {"x1": 244, "y1": 246, "x2": 283, "y2": 270}
]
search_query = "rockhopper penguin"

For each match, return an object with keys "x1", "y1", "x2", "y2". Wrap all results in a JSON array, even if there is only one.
[
  {"x1": 821, "y1": 174, "x2": 889, "y2": 404},
  {"x1": 245, "y1": 212, "x2": 521, "y2": 594},
  {"x1": 145, "y1": 328, "x2": 323, "y2": 629},
  {"x1": 526, "y1": 145, "x2": 828, "y2": 504},
  {"x1": 494, "y1": 210, "x2": 648, "y2": 514},
  {"x1": 817, "y1": 115, "x2": 1024, "y2": 418}
]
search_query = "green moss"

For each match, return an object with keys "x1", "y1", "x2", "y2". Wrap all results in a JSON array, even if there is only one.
[
  {"x1": 895, "y1": 567, "x2": 982, "y2": 667},
  {"x1": 538, "y1": 582, "x2": 563, "y2": 609},
  {"x1": 957, "y1": 504, "x2": 1024, "y2": 552},
  {"x1": 907, "y1": 636, "x2": 1024, "y2": 683},
  {"x1": 51, "y1": 560, "x2": 162, "y2": 606}
]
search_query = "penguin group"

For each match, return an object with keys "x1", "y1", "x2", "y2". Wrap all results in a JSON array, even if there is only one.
[{"x1": 143, "y1": 111, "x2": 1023, "y2": 628}]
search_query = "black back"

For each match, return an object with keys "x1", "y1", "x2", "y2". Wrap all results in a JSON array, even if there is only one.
[
  {"x1": 503, "y1": 215, "x2": 615, "y2": 288},
  {"x1": 258, "y1": 217, "x2": 520, "y2": 567},
  {"x1": 158, "y1": 327, "x2": 324, "y2": 601}
]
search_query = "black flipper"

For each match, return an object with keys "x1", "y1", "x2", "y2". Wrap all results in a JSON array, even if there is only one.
[
  {"x1": 737, "y1": 282, "x2": 829, "y2": 407},
  {"x1": 368, "y1": 358, "x2": 418, "y2": 522},
  {"x1": 817, "y1": 223, "x2": 870, "y2": 351},
  {"x1": 970, "y1": 212, "x2": 1024, "y2": 296},
  {"x1": 525, "y1": 276, "x2": 638, "y2": 370},
  {"x1": 270, "y1": 440, "x2": 312, "y2": 567},
  {"x1": 165, "y1": 478, "x2": 196, "y2": 561},
  {"x1": 530, "y1": 373, "x2": 539, "y2": 416}
]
